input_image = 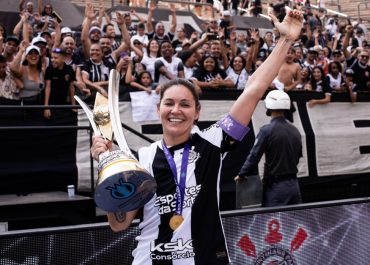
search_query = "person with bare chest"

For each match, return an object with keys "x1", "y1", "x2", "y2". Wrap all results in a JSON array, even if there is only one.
[{"x1": 271, "y1": 47, "x2": 301, "y2": 91}]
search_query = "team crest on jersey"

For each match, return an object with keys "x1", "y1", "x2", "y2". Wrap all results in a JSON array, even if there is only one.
[
  {"x1": 65, "y1": 74, "x2": 70, "y2": 82},
  {"x1": 188, "y1": 148, "x2": 200, "y2": 164}
]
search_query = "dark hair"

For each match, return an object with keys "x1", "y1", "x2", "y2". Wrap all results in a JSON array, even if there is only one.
[
  {"x1": 230, "y1": 55, "x2": 246, "y2": 70},
  {"x1": 102, "y1": 23, "x2": 114, "y2": 33},
  {"x1": 0, "y1": 23, "x2": 7, "y2": 39},
  {"x1": 146, "y1": 39, "x2": 160, "y2": 58},
  {"x1": 328, "y1": 61, "x2": 342, "y2": 75},
  {"x1": 22, "y1": 53, "x2": 42, "y2": 72},
  {"x1": 159, "y1": 40, "x2": 173, "y2": 57},
  {"x1": 41, "y1": 4, "x2": 53, "y2": 16},
  {"x1": 137, "y1": 70, "x2": 153, "y2": 86},
  {"x1": 310, "y1": 66, "x2": 326, "y2": 90},
  {"x1": 159, "y1": 79, "x2": 201, "y2": 111},
  {"x1": 0, "y1": 54, "x2": 6, "y2": 64},
  {"x1": 199, "y1": 54, "x2": 220, "y2": 74}
]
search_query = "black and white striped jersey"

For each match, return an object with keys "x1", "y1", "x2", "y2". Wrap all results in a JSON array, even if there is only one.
[{"x1": 134, "y1": 117, "x2": 249, "y2": 265}]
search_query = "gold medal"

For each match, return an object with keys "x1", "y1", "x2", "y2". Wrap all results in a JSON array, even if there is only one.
[{"x1": 169, "y1": 214, "x2": 184, "y2": 230}]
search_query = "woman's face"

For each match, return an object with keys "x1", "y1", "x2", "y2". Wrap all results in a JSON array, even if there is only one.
[
  {"x1": 203, "y1": 57, "x2": 215, "y2": 72},
  {"x1": 313, "y1": 68, "x2": 322, "y2": 81},
  {"x1": 232, "y1": 56, "x2": 244, "y2": 72},
  {"x1": 158, "y1": 85, "x2": 200, "y2": 145},
  {"x1": 44, "y1": 5, "x2": 53, "y2": 15},
  {"x1": 149, "y1": 40, "x2": 159, "y2": 53},
  {"x1": 90, "y1": 44, "x2": 103, "y2": 62},
  {"x1": 301, "y1": 68, "x2": 309, "y2": 79},
  {"x1": 140, "y1": 73, "x2": 152, "y2": 87},
  {"x1": 26, "y1": 50, "x2": 40, "y2": 65}
]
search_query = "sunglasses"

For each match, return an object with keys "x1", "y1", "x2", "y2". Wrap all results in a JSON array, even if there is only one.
[
  {"x1": 133, "y1": 42, "x2": 141, "y2": 45},
  {"x1": 360, "y1": 55, "x2": 369, "y2": 59}
]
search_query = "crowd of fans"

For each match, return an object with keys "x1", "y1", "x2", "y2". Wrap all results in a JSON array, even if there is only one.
[{"x1": 0, "y1": 0, "x2": 369, "y2": 120}]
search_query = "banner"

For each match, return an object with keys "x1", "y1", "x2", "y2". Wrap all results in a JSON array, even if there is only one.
[{"x1": 1, "y1": 199, "x2": 370, "y2": 264}]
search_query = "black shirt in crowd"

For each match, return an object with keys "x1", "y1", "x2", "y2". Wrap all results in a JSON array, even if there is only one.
[{"x1": 45, "y1": 63, "x2": 76, "y2": 105}]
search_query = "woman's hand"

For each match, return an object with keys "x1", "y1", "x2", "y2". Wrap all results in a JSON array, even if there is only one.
[
  {"x1": 91, "y1": 135, "x2": 112, "y2": 162},
  {"x1": 269, "y1": 7, "x2": 304, "y2": 42}
]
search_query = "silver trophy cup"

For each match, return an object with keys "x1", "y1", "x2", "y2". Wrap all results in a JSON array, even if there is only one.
[{"x1": 75, "y1": 69, "x2": 156, "y2": 212}]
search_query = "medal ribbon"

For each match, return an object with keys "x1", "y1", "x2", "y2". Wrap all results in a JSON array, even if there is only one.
[{"x1": 161, "y1": 140, "x2": 190, "y2": 216}]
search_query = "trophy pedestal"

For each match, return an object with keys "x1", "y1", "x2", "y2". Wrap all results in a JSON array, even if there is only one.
[{"x1": 94, "y1": 151, "x2": 156, "y2": 212}]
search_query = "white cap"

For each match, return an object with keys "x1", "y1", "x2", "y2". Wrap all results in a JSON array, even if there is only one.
[
  {"x1": 61, "y1": 27, "x2": 73, "y2": 34},
  {"x1": 222, "y1": 10, "x2": 231, "y2": 16},
  {"x1": 89, "y1": 26, "x2": 102, "y2": 35},
  {"x1": 31, "y1": 36, "x2": 47, "y2": 45},
  {"x1": 25, "y1": 45, "x2": 41, "y2": 55},
  {"x1": 264, "y1": 90, "x2": 291, "y2": 110}
]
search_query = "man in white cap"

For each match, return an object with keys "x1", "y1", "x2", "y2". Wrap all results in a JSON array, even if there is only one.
[{"x1": 235, "y1": 90, "x2": 302, "y2": 207}]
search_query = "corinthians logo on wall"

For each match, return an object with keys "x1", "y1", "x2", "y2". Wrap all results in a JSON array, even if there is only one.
[{"x1": 237, "y1": 219, "x2": 308, "y2": 265}]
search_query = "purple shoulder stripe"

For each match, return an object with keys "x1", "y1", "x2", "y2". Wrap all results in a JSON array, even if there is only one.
[{"x1": 217, "y1": 114, "x2": 250, "y2": 141}]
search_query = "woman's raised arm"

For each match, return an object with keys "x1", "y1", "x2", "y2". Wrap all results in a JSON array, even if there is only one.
[{"x1": 230, "y1": 8, "x2": 303, "y2": 126}]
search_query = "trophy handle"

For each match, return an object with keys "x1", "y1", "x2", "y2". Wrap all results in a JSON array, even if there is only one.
[
  {"x1": 108, "y1": 69, "x2": 135, "y2": 159},
  {"x1": 74, "y1": 95, "x2": 101, "y2": 136}
]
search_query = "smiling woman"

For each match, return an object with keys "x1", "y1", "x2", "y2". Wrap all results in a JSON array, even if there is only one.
[{"x1": 91, "y1": 8, "x2": 304, "y2": 265}]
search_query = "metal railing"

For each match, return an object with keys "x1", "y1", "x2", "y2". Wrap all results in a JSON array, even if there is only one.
[{"x1": 0, "y1": 104, "x2": 154, "y2": 196}]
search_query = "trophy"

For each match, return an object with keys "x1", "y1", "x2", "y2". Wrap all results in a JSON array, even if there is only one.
[{"x1": 74, "y1": 69, "x2": 157, "y2": 213}]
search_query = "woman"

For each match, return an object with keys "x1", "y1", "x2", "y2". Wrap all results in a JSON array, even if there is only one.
[
  {"x1": 191, "y1": 54, "x2": 234, "y2": 89},
  {"x1": 10, "y1": 43, "x2": 44, "y2": 106},
  {"x1": 307, "y1": 66, "x2": 332, "y2": 107},
  {"x1": 91, "y1": 9, "x2": 303, "y2": 265},
  {"x1": 140, "y1": 39, "x2": 160, "y2": 81},
  {"x1": 325, "y1": 61, "x2": 343, "y2": 92},
  {"x1": 295, "y1": 66, "x2": 311, "y2": 90},
  {"x1": 226, "y1": 55, "x2": 249, "y2": 90}
]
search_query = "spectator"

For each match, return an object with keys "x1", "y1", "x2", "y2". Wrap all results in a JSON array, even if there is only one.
[
  {"x1": 342, "y1": 68, "x2": 357, "y2": 102},
  {"x1": 0, "y1": 23, "x2": 7, "y2": 41},
  {"x1": 315, "y1": 45, "x2": 329, "y2": 74},
  {"x1": 172, "y1": 27, "x2": 189, "y2": 54},
  {"x1": 343, "y1": 26, "x2": 370, "y2": 92},
  {"x1": 0, "y1": 54, "x2": 23, "y2": 105},
  {"x1": 116, "y1": 54, "x2": 133, "y2": 88},
  {"x1": 31, "y1": 35, "x2": 49, "y2": 73},
  {"x1": 295, "y1": 66, "x2": 311, "y2": 90},
  {"x1": 2, "y1": 36, "x2": 20, "y2": 65},
  {"x1": 226, "y1": 55, "x2": 249, "y2": 90},
  {"x1": 307, "y1": 66, "x2": 331, "y2": 107},
  {"x1": 43, "y1": 48, "x2": 76, "y2": 119},
  {"x1": 81, "y1": 43, "x2": 110, "y2": 99},
  {"x1": 131, "y1": 23, "x2": 149, "y2": 49},
  {"x1": 326, "y1": 61, "x2": 343, "y2": 92},
  {"x1": 146, "y1": 2, "x2": 176, "y2": 45},
  {"x1": 123, "y1": 9, "x2": 145, "y2": 37},
  {"x1": 10, "y1": 44, "x2": 44, "y2": 106},
  {"x1": 191, "y1": 54, "x2": 234, "y2": 89},
  {"x1": 130, "y1": 70, "x2": 154, "y2": 93},
  {"x1": 154, "y1": 40, "x2": 184, "y2": 86},
  {"x1": 236, "y1": 32, "x2": 248, "y2": 53},
  {"x1": 303, "y1": 47, "x2": 318, "y2": 70},
  {"x1": 60, "y1": 36, "x2": 89, "y2": 99},
  {"x1": 272, "y1": 46, "x2": 301, "y2": 91},
  {"x1": 178, "y1": 50, "x2": 198, "y2": 79},
  {"x1": 40, "y1": 31, "x2": 53, "y2": 51},
  {"x1": 140, "y1": 39, "x2": 161, "y2": 81},
  {"x1": 60, "y1": 27, "x2": 74, "y2": 40},
  {"x1": 80, "y1": 2, "x2": 103, "y2": 59}
]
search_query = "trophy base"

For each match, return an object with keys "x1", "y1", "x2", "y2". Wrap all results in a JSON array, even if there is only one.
[
  {"x1": 94, "y1": 151, "x2": 156, "y2": 212},
  {"x1": 94, "y1": 169, "x2": 157, "y2": 212}
]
